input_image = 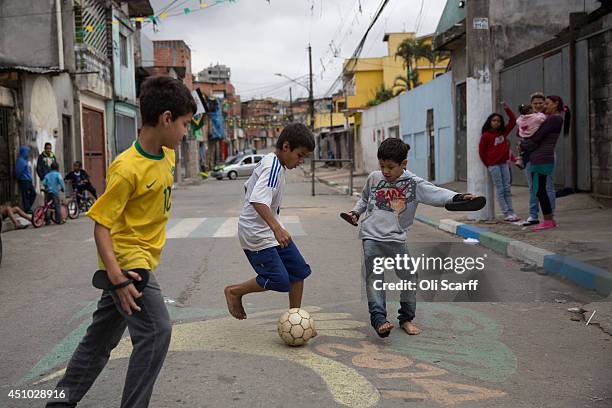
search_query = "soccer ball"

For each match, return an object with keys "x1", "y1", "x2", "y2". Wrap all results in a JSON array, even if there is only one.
[{"x1": 277, "y1": 308, "x2": 316, "y2": 346}]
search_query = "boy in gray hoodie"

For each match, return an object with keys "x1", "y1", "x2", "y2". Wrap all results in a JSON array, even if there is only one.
[{"x1": 346, "y1": 138, "x2": 475, "y2": 337}]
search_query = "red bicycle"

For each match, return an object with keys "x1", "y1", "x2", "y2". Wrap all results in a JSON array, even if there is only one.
[{"x1": 31, "y1": 191, "x2": 69, "y2": 228}]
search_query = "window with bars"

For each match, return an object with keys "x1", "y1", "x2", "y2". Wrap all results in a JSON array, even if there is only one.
[{"x1": 74, "y1": 0, "x2": 108, "y2": 58}]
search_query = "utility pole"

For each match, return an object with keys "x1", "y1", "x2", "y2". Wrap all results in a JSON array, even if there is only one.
[
  {"x1": 308, "y1": 44, "x2": 315, "y2": 132},
  {"x1": 289, "y1": 87, "x2": 293, "y2": 122},
  {"x1": 466, "y1": 0, "x2": 494, "y2": 220}
]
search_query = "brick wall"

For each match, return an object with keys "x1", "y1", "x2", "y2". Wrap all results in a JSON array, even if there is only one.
[
  {"x1": 153, "y1": 40, "x2": 192, "y2": 89},
  {"x1": 589, "y1": 28, "x2": 612, "y2": 198}
]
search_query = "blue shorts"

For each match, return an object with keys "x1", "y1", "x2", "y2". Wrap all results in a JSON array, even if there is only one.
[{"x1": 244, "y1": 240, "x2": 311, "y2": 292}]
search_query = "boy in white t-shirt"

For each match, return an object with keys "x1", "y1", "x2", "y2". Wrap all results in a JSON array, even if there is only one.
[{"x1": 224, "y1": 123, "x2": 315, "y2": 319}]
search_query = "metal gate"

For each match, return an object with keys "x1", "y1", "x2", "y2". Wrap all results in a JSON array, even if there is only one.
[
  {"x1": 500, "y1": 40, "x2": 590, "y2": 189},
  {"x1": 115, "y1": 112, "x2": 136, "y2": 155},
  {"x1": 0, "y1": 107, "x2": 13, "y2": 204}
]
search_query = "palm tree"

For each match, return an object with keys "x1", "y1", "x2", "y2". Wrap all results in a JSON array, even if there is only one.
[
  {"x1": 395, "y1": 37, "x2": 448, "y2": 90},
  {"x1": 367, "y1": 85, "x2": 394, "y2": 107},
  {"x1": 392, "y1": 75, "x2": 409, "y2": 95}
]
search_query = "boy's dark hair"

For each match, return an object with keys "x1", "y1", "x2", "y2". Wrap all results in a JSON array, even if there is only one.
[
  {"x1": 518, "y1": 103, "x2": 532, "y2": 115},
  {"x1": 139, "y1": 76, "x2": 197, "y2": 126},
  {"x1": 482, "y1": 113, "x2": 506, "y2": 135},
  {"x1": 74, "y1": 161, "x2": 82, "y2": 166},
  {"x1": 276, "y1": 123, "x2": 315, "y2": 151},
  {"x1": 377, "y1": 138, "x2": 410, "y2": 164},
  {"x1": 44, "y1": 142, "x2": 52, "y2": 148},
  {"x1": 51, "y1": 162, "x2": 59, "y2": 171}
]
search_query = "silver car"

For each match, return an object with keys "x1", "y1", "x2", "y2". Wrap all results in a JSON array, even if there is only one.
[{"x1": 213, "y1": 154, "x2": 265, "y2": 180}]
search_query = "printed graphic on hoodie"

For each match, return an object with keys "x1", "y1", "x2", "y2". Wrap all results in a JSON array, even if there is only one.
[{"x1": 371, "y1": 178, "x2": 417, "y2": 217}]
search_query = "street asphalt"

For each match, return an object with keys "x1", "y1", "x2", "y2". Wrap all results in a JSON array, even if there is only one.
[{"x1": 0, "y1": 168, "x2": 610, "y2": 407}]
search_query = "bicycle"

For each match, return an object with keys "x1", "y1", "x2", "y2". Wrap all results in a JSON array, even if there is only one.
[
  {"x1": 66, "y1": 187, "x2": 96, "y2": 219},
  {"x1": 31, "y1": 190, "x2": 69, "y2": 228}
]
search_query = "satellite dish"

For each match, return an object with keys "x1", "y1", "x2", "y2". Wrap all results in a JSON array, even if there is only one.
[{"x1": 30, "y1": 76, "x2": 59, "y2": 153}]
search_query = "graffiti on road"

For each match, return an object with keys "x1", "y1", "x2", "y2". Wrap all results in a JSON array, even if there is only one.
[{"x1": 26, "y1": 303, "x2": 516, "y2": 407}]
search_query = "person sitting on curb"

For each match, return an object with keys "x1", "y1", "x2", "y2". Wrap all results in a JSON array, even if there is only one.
[{"x1": 0, "y1": 204, "x2": 31, "y2": 230}]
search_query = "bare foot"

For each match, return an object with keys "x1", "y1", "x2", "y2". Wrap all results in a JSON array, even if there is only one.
[
  {"x1": 224, "y1": 286, "x2": 246, "y2": 319},
  {"x1": 401, "y1": 321, "x2": 421, "y2": 335},
  {"x1": 376, "y1": 321, "x2": 394, "y2": 338}
]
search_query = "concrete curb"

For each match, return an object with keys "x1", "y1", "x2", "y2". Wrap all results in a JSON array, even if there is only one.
[
  {"x1": 439, "y1": 219, "x2": 461, "y2": 234},
  {"x1": 507, "y1": 241, "x2": 554, "y2": 267},
  {"x1": 311, "y1": 174, "x2": 361, "y2": 197},
  {"x1": 416, "y1": 215, "x2": 612, "y2": 296},
  {"x1": 305, "y1": 173, "x2": 612, "y2": 295}
]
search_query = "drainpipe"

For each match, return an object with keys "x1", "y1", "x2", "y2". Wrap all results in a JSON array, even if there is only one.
[{"x1": 55, "y1": 0, "x2": 64, "y2": 70}]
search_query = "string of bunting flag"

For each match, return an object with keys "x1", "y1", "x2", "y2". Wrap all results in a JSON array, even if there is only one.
[{"x1": 77, "y1": 0, "x2": 240, "y2": 37}]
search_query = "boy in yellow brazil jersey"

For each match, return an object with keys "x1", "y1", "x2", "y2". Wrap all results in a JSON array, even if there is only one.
[{"x1": 46, "y1": 76, "x2": 196, "y2": 408}]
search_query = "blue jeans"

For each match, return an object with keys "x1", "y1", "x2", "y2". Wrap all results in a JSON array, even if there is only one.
[
  {"x1": 363, "y1": 240, "x2": 416, "y2": 329},
  {"x1": 488, "y1": 164, "x2": 514, "y2": 216},
  {"x1": 525, "y1": 163, "x2": 555, "y2": 219}
]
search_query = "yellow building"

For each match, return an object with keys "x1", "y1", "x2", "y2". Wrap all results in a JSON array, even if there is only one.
[{"x1": 341, "y1": 32, "x2": 449, "y2": 110}]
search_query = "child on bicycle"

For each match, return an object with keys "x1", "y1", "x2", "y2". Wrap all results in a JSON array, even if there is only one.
[
  {"x1": 65, "y1": 160, "x2": 97, "y2": 202},
  {"x1": 42, "y1": 162, "x2": 65, "y2": 224}
]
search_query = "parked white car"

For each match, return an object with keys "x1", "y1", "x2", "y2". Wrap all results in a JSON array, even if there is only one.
[{"x1": 212, "y1": 154, "x2": 265, "y2": 180}]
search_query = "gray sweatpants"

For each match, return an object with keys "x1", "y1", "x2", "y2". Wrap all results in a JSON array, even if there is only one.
[{"x1": 46, "y1": 273, "x2": 172, "y2": 408}]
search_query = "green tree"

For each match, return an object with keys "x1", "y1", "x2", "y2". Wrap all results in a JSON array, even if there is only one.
[
  {"x1": 392, "y1": 75, "x2": 409, "y2": 96},
  {"x1": 367, "y1": 85, "x2": 394, "y2": 107},
  {"x1": 395, "y1": 37, "x2": 449, "y2": 91}
]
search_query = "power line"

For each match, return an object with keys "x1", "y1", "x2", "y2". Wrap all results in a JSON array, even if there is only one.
[
  {"x1": 238, "y1": 77, "x2": 308, "y2": 96},
  {"x1": 414, "y1": 0, "x2": 425, "y2": 33},
  {"x1": 323, "y1": 0, "x2": 391, "y2": 97},
  {"x1": 157, "y1": 0, "x2": 184, "y2": 14}
]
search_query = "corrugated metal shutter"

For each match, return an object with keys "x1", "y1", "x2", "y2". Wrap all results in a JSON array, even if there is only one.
[{"x1": 115, "y1": 113, "x2": 136, "y2": 155}]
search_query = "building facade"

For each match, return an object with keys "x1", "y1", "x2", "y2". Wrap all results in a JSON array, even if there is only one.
[
  {"x1": 196, "y1": 64, "x2": 231, "y2": 83},
  {"x1": 0, "y1": 0, "x2": 78, "y2": 204},
  {"x1": 433, "y1": 0, "x2": 604, "y2": 217}
]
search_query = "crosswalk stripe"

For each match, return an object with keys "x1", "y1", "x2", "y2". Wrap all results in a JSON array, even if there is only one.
[
  {"x1": 189, "y1": 217, "x2": 228, "y2": 238},
  {"x1": 83, "y1": 216, "x2": 306, "y2": 241},
  {"x1": 213, "y1": 217, "x2": 238, "y2": 238},
  {"x1": 166, "y1": 218, "x2": 205, "y2": 239},
  {"x1": 285, "y1": 223, "x2": 306, "y2": 236},
  {"x1": 280, "y1": 215, "x2": 300, "y2": 224}
]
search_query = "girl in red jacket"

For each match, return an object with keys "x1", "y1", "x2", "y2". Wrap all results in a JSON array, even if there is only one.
[{"x1": 479, "y1": 102, "x2": 520, "y2": 222}]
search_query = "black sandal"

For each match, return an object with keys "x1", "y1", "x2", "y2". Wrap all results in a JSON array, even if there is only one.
[
  {"x1": 445, "y1": 195, "x2": 486, "y2": 212},
  {"x1": 340, "y1": 212, "x2": 358, "y2": 226},
  {"x1": 375, "y1": 321, "x2": 393, "y2": 338},
  {"x1": 92, "y1": 269, "x2": 149, "y2": 292}
]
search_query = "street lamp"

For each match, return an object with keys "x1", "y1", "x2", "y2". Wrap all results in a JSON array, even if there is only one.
[
  {"x1": 274, "y1": 45, "x2": 315, "y2": 131},
  {"x1": 274, "y1": 73, "x2": 309, "y2": 92}
]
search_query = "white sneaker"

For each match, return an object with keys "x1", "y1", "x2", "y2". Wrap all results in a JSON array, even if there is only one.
[
  {"x1": 504, "y1": 214, "x2": 521, "y2": 222},
  {"x1": 521, "y1": 216, "x2": 539, "y2": 226}
]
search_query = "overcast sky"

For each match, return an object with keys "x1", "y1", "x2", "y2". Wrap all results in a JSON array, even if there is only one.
[{"x1": 144, "y1": 0, "x2": 447, "y2": 101}]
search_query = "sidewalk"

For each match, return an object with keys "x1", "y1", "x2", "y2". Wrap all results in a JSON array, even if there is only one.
[{"x1": 308, "y1": 166, "x2": 612, "y2": 298}]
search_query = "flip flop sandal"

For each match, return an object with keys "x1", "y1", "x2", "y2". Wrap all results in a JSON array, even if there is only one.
[
  {"x1": 375, "y1": 321, "x2": 393, "y2": 338},
  {"x1": 340, "y1": 212, "x2": 358, "y2": 226},
  {"x1": 445, "y1": 196, "x2": 486, "y2": 212},
  {"x1": 92, "y1": 269, "x2": 149, "y2": 292}
]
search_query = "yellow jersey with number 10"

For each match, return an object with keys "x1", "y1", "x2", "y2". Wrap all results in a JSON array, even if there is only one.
[{"x1": 87, "y1": 141, "x2": 175, "y2": 272}]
